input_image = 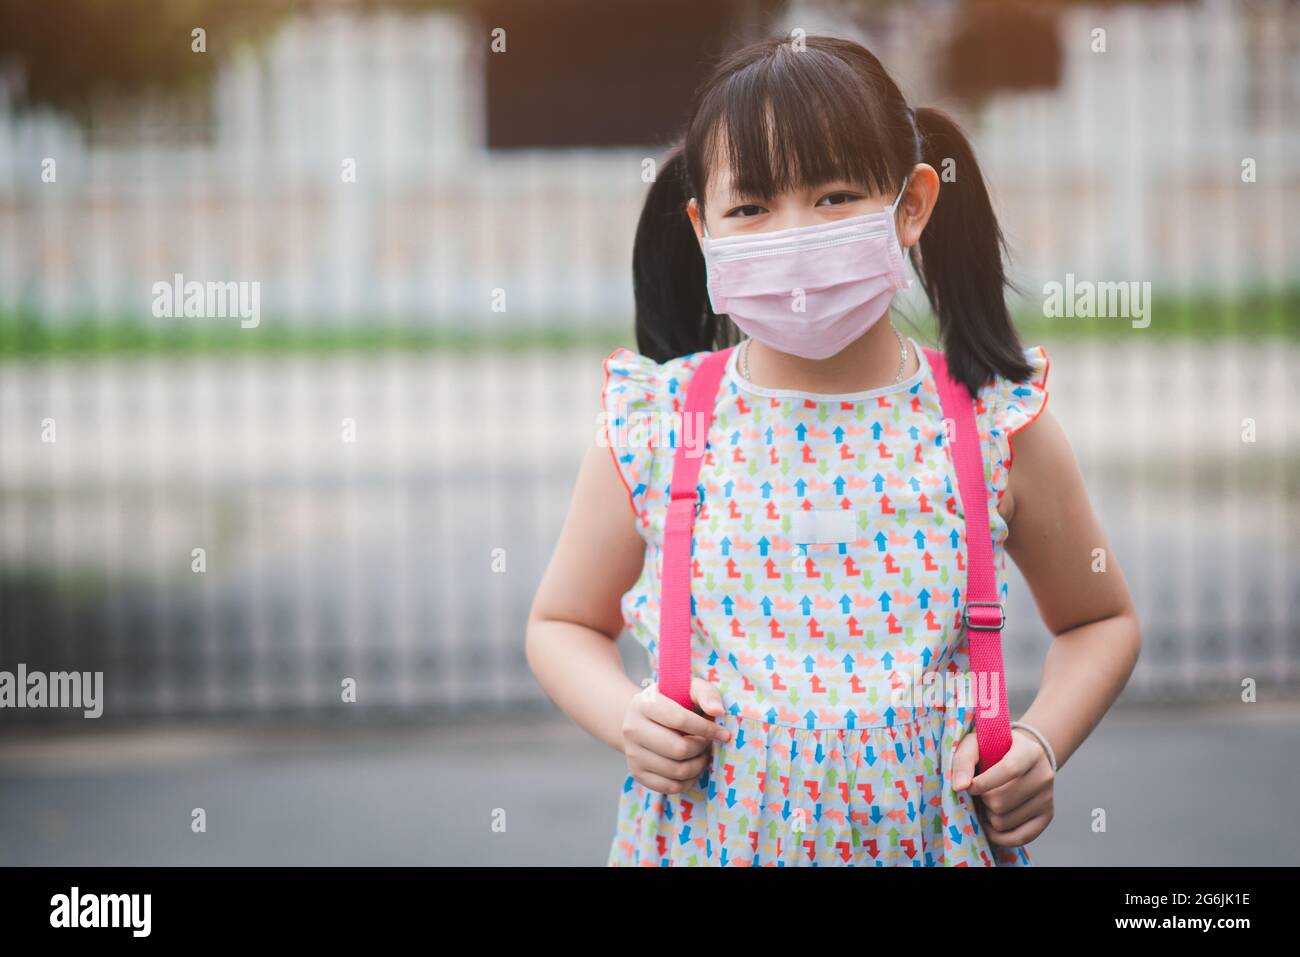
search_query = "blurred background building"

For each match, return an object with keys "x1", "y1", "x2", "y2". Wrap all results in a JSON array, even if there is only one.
[
  {"x1": 2, "y1": 0, "x2": 1296, "y2": 324},
  {"x1": 0, "y1": 0, "x2": 1296, "y2": 865}
]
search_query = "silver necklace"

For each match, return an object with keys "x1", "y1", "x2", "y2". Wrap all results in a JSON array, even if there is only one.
[{"x1": 739, "y1": 326, "x2": 908, "y2": 385}]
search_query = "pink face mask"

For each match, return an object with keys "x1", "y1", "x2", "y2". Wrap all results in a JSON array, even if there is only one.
[{"x1": 700, "y1": 177, "x2": 912, "y2": 360}]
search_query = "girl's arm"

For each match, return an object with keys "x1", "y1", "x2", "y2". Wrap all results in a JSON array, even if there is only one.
[
  {"x1": 1000, "y1": 405, "x2": 1143, "y2": 772},
  {"x1": 526, "y1": 442, "x2": 651, "y2": 752}
]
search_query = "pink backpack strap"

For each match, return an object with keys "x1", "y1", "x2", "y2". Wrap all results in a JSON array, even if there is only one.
[
  {"x1": 922, "y1": 347, "x2": 1012, "y2": 772},
  {"x1": 657, "y1": 347, "x2": 735, "y2": 711}
]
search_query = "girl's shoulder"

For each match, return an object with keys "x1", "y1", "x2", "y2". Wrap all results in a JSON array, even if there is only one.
[
  {"x1": 976, "y1": 344, "x2": 1051, "y2": 440},
  {"x1": 601, "y1": 346, "x2": 715, "y2": 404},
  {"x1": 969, "y1": 344, "x2": 1052, "y2": 511},
  {"x1": 599, "y1": 346, "x2": 719, "y2": 524}
]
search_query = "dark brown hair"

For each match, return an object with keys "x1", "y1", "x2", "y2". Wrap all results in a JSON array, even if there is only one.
[{"x1": 632, "y1": 33, "x2": 1032, "y2": 396}]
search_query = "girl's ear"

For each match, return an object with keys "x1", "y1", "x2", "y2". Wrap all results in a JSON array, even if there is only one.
[
  {"x1": 686, "y1": 197, "x2": 705, "y2": 242},
  {"x1": 896, "y1": 163, "x2": 940, "y2": 250}
]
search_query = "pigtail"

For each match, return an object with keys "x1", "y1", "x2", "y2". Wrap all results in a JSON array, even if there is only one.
[
  {"x1": 910, "y1": 107, "x2": 1033, "y2": 397},
  {"x1": 632, "y1": 144, "x2": 739, "y2": 362}
]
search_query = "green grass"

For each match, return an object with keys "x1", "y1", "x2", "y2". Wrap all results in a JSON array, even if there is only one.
[
  {"x1": 1008, "y1": 286, "x2": 1298, "y2": 342},
  {"x1": 0, "y1": 313, "x2": 630, "y2": 359},
  {"x1": 872, "y1": 286, "x2": 1298, "y2": 346},
  {"x1": 0, "y1": 287, "x2": 1295, "y2": 359}
]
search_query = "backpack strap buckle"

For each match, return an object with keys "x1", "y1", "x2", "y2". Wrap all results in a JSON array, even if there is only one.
[{"x1": 964, "y1": 600, "x2": 1005, "y2": 632}]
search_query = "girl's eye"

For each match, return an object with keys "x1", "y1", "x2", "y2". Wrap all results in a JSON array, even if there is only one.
[{"x1": 724, "y1": 192, "x2": 861, "y2": 217}]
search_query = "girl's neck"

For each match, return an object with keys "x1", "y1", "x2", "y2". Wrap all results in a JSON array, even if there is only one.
[{"x1": 742, "y1": 319, "x2": 920, "y2": 395}]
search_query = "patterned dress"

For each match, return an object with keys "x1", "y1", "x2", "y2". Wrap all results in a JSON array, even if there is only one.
[{"x1": 599, "y1": 335, "x2": 1051, "y2": 867}]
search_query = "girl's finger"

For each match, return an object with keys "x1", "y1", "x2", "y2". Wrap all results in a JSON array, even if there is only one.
[
  {"x1": 950, "y1": 729, "x2": 980, "y2": 791},
  {"x1": 976, "y1": 756, "x2": 1053, "y2": 811},
  {"x1": 634, "y1": 769, "x2": 693, "y2": 796},
  {"x1": 631, "y1": 747, "x2": 710, "y2": 783},
  {"x1": 645, "y1": 685, "x2": 732, "y2": 742},
  {"x1": 968, "y1": 735, "x2": 1035, "y2": 796},
  {"x1": 980, "y1": 789, "x2": 1053, "y2": 834},
  {"x1": 689, "y1": 677, "x2": 726, "y2": 717},
  {"x1": 627, "y1": 717, "x2": 708, "y2": 761},
  {"x1": 981, "y1": 803, "x2": 1052, "y2": 847}
]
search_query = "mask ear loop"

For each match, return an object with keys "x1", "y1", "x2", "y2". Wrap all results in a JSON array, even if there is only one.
[
  {"x1": 890, "y1": 173, "x2": 912, "y2": 215},
  {"x1": 888, "y1": 173, "x2": 913, "y2": 289}
]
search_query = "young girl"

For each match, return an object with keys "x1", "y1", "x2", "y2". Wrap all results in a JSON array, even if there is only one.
[{"x1": 527, "y1": 34, "x2": 1140, "y2": 867}]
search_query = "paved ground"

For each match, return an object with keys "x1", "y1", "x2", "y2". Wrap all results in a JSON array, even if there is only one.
[{"x1": 1, "y1": 699, "x2": 1297, "y2": 866}]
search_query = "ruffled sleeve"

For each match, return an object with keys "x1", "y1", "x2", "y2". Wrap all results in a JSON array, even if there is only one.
[
  {"x1": 976, "y1": 344, "x2": 1051, "y2": 510},
  {"x1": 600, "y1": 347, "x2": 672, "y2": 527}
]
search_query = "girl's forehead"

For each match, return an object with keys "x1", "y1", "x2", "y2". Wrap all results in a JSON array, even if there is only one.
[{"x1": 700, "y1": 120, "x2": 876, "y2": 199}]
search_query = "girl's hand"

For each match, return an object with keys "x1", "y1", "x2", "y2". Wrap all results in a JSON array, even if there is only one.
[
  {"x1": 951, "y1": 726, "x2": 1055, "y2": 847},
  {"x1": 621, "y1": 678, "x2": 732, "y2": 795}
]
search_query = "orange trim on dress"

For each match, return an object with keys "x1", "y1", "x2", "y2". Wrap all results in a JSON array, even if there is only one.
[
  {"x1": 601, "y1": 347, "x2": 642, "y2": 521},
  {"x1": 1004, "y1": 344, "x2": 1051, "y2": 475}
]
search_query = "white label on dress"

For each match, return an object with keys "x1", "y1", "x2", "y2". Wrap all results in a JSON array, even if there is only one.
[{"x1": 790, "y1": 509, "x2": 857, "y2": 545}]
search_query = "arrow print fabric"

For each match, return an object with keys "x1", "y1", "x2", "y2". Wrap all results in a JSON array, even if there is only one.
[{"x1": 600, "y1": 337, "x2": 1050, "y2": 866}]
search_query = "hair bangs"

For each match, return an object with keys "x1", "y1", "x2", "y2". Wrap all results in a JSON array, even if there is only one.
[{"x1": 690, "y1": 43, "x2": 903, "y2": 211}]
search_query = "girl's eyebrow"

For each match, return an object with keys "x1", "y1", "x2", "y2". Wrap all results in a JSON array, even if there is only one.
[{"x1": 807, "y1": 179, "x2": 867, "y2": 191}]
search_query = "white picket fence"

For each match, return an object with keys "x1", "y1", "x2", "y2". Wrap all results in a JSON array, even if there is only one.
[{"x1": 0, "y1": 339, "x2": 1296, "y2": 721}]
